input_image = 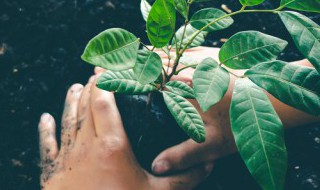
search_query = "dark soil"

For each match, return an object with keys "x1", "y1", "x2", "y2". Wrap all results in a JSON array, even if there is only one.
[{"x1": 0, "y1": 0, "x2": 319, "y2": 190}]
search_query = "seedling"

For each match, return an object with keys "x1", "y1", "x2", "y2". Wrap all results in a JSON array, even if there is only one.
[{"x1": 81, "y1": 0, "x2": 320, "y2": 189}]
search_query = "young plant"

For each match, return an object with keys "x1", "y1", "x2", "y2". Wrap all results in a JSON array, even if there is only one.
[{"x1": 81, "y1": 0, "x2": 320, "y2": 189}]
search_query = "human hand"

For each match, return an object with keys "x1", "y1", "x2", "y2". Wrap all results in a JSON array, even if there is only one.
[
  {"x1": 151, "y1": 46, "x2": 238, "y2": 175},
  {"x1": 39, "y1": 77, "x2": 213, "y2": 190}
]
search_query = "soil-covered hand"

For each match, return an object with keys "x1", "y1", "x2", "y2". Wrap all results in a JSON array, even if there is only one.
[{"x1": 38, "y1": 77, "x2": 213, "y2": 190}]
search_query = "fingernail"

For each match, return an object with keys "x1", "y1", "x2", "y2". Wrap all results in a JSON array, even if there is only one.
[
  {"x1": 41, "y1": 113, "x2": 51, "y2": 122},
  {"x1": 204, "y1": 163, "x2": 214, "y2": 177},
  {"x1": 152, "y1": 160, "x2": 170, "y2": 174}
]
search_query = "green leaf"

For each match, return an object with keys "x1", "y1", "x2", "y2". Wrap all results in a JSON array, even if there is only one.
[
  {"x1": 193, "y1": 58, "x2": 230, "y2": 112},
  {"x1": 174, "y1": 0, "x2": 188, "y2": 19},
  {"x1": 81, "y1": 28, "x2": 140, "y2": 71},
  {"x1": 163, "y1": 91, "x2": 206, "y2": 143},
  {"x1": 280, "y1": 0, "x2": 320, "y2": 13},
  {"x1": 219, "y1": 31, "x2": 288, "y2": 69},
  {"x1": 173, "y1": 24, "x2": 208, "y2": 49},
  {"x1": 133, "y1": 50, "x2": 162, "y2": 85},
  {"x1": 140, "y1": 0, "x2": 151, "y2": 21},
  {"x1": 147, "y1": 0, "x2": 176, "y2": 48},
  {"x1": 166, "y1": 81, "x2": 195, "y2": 99},
  {"x1": 279, "y1": 11, "x2": 320, "y2": 74},
  {"x1": 246, "y1": 60, "x2": 320, "y2": 116},
  {"x1": 231, "y1": 78, "x2": 287, "y2": 190},
  {"x1": 239, "y1": 0, "x2": 265, "y2": 6},
  {"x1": 190, "y1": 8, "x2": 234, "y2": 32},
  {"x1": 97, "y1": 70, "x2": 158, "y2": 94}
]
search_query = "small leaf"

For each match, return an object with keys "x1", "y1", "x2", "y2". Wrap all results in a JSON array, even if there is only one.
[
  {"x1": 246, "y1": 60, "x2": 320, "y2": 115},
  {"x1": 166, "y1": 81, "x2": 195, "y2": 99},
  {"x1": 174, "y1": 0, "x2": 188, "y2": 19},
  {"x1": 163, "y1": 91, "x2": 206, "y2": 143},
  {"x1": 190, "y1": 8, "x2": 234, "y2": 32},
  {"x1": 193, "y1": 58, "x2": 230, "y2": 112},
  {"x1": 140, "y1": 0, "x2": 152, "y2": 21},
  {"x1": 239, "y1": 0, "x2": 265, "y2": 6},
  {"x1": 133, "y1": 50, "x2": 162, "y2": 85},
  {"x1": 279, "y1": 11, "x2": 320, "y2": 74},
  {"x1": 219, "y1": 31, "x2": 288, "y2": 69},
  {"x1": 173, "y1": 24, "x2": 208, "y2": 49},
  {"x1": 280, "y1": 0, "x2": 320, "y2": 13},
  {"x1": 82, "y1": 28, "x2": 140, "y2": 71},
  {"x1": 231, "y1": 78, "x2": 287, "y2": 190},
  {"x1": 147, "y1": 0, "x2": 176, "y2": 48},
  {"x1": 97, "y1": 70, "x2": 157, "y2": 94}
]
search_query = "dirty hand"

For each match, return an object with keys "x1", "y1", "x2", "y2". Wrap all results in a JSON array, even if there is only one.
[
  {"x1": 151, "y1": 46, "x2": 238, "y2": 175},
  {"x1": 39, "y1": 76, "x2": 213, "y2": 190}
]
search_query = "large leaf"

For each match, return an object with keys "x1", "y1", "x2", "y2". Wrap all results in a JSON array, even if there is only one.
[
  {"x1": 82, "y1": 28, "x2": 140, "y2": 71},
  {"x1": 280, "y1": 0, "x2": 320, "y2": 13},
  {"x1": 140, "y1": 0, "x2": 151, "y2": 21},
  {"x1": 279, "y1": 11, "x2": 320, "y2": 74},
  {"x1": 166, "y1": 81, "x2": 195, "y2": 99},
  {"x1": 246, "y1": 61, "x2": 320, "y2": 115},
  {"x1": 97, "y1": 70, "x2": 157, "y2": 94},
  {"x1": 163, "y1": 91, "x2": 206, "y2": 143},
  {"x1": 173, "y1": 24, "x2": 207, "y2": 49},
  {"x1": 147, "y1": 0, "x2": 176, "y2": 48},
  {"x1": 219, "y1": 31, "x2": 288, "y2": 69},
  {"x1": 193, "y1": 58, "x2": 230, "y2": 112},
  {"x1": 174, "y1": 0, "x2": 188, "y2": 19},
  {"x1": 133, "y1": 50, "x2": 162, "y2": 84},
  {"x1": 190, "y1": 8, "x2": 234, "y2": 32},
  {"x1": 239, "y1": 0, "x2": 265, "y2": 6},
  {"x1": 231, "y1": 78, "x2": 287, "y2": 190}
]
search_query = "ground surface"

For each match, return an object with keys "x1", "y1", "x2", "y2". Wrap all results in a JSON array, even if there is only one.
[{"x1": 0, "y1": 0, "x2": 319, "y2": 190}]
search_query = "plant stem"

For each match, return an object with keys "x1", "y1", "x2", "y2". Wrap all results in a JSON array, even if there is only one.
[
  {"x1": 175, "y1": 64, "x2": 198, "y2": 75},
  {"x1": 141, "y1": 41, "x2": 151, "y2": 51},
  {"x1": 167, "y1": 8, "x2": 280, "y2": 81}
]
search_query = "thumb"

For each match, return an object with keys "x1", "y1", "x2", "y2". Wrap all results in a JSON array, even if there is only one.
[
  {"x1": 152, "y1": 139, "x2": 217, "y2": 175},
  {"x1": 154, "y1": 162, "x2": 214, "y2": 190}
]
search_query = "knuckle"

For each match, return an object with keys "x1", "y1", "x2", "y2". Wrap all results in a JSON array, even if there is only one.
[
  {"x1": 92, "y1": 96, "x2": 113, "y2": 112},
  {"x1": 62, "y1": 115, "x2": 77, "y2": 128},
  {"x1": 97, "y1": 136, "x2": 126, "y2": 159}
]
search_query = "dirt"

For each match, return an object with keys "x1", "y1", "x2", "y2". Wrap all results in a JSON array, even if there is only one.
[{"x1": 0, "y1": 0, "x2": 319, "y2": 190}]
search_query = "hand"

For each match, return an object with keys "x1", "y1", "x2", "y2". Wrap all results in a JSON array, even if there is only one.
[
  {"x1": 151, "y1": 46, "x2": 320, "y2": 175},
  {"x1": 39, "y1": 77, "x2": 213, "y2": 190},
  {"x1": 151, "y1": 47, "x2": 238, "y2": 174}
]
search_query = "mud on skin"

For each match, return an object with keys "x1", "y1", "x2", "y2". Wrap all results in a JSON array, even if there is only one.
[{"x1": 0, "y1": 0, "x2": 319, "y2": 189}]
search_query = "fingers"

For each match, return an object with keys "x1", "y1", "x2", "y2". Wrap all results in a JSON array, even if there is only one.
[
  {"x1": 90, "y1": 79, "x2": 126, "y2": 138},
  {"x1": 155, "y1": 163, "x2": 214, "y2": 190},
  {"x1": 152, "y1": 139, "x2": 213, "y2": 175},
  {"x1": 94, "y1": 67, "x2": 106, "y2": 75},
  {"x1": 60, "y1": 84, "x2": 83, "y2": 151},
  {"x1": 76, "y1": 76, "x2": 97, "y2": 140},
  {"x1": 39, "y1": 113, "x2": 58, "y2": 163}
]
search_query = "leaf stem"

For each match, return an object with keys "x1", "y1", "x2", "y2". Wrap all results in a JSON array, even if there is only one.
[{"x1": 141, "y1": 42, "x2": 151, "y2": 51}]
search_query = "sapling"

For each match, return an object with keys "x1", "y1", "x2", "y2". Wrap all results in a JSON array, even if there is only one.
[{"x1": 81, "y1": 0, "x2": 320, "y2": 189}]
